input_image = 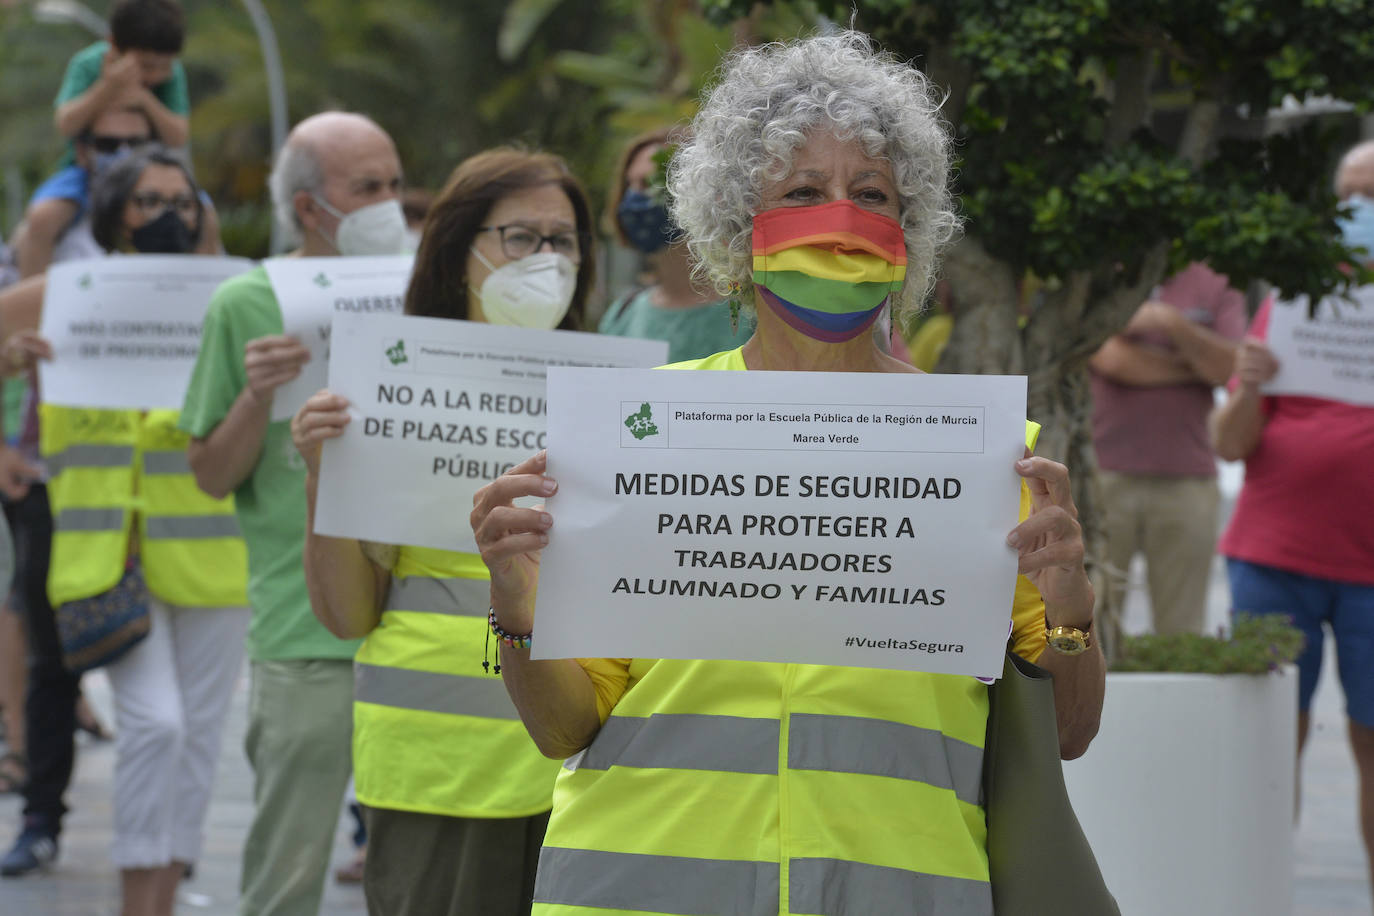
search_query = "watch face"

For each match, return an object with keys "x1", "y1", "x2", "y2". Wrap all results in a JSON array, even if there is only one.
[{"x1": 1047, "y1": 633, "x2": 1088, "y2": 655}]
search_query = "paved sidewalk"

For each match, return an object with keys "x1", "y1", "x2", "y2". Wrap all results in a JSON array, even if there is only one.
[{"x1": 0, "y1": 668, "x2": 365, "y2": 916}]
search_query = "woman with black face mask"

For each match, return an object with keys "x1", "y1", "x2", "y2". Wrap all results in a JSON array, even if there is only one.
[
  {"x1": 0, "y1": 143, "x2": 249, "y2": 916},
  {"x1": 598, "y1": 128, "x2": 750, "y2": 363},
  {"x1": 90, "y1": 145, "x2": 205, "y2": 256}
]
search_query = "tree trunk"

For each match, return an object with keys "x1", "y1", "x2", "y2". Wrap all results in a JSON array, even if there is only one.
[{"x1": 935, "y1": 237, "x2": 1169, "y2": 659}]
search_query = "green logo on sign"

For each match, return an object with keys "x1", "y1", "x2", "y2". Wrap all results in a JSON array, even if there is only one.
[
  {"x1": 385, "y1": 339, "x2": 408, "y2": 366},
  {"x1": 313, "y1": 272, "x2": 331, "y2": 288},
  {"x1": 77, "y1": 273, "x2": 92, "y2": 290},
  {"x1": 624, "y1": 403, "x2": 659, "y2": 440}
]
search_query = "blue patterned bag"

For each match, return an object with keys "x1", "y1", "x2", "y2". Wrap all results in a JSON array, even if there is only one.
[{"x1": 55, "y1": 565, "x2": 151, "y2": 674}]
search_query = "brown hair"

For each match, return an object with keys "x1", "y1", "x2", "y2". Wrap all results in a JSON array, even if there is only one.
[
  {"x1": 110, "y1": 0, "x2": 184, "y2": 54},
  {"x1": 404, "y1": 148, "x2": 594, "y2": 330},
  {"x1": 603, "y1": 127, "x2": 676, "y2": 248}
]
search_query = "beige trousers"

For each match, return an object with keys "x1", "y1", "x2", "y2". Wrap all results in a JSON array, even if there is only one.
[{"x1": 1098, "y1": 471, "x2": 1220, "y2": 652}]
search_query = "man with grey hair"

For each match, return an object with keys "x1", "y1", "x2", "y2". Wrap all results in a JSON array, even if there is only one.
[{"x1": 177, "y1": 111, "x2": 403, "y2": 916}]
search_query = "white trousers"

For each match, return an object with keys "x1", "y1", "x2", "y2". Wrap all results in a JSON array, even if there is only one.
[{"x1": 105, "y1": 597, "x2": 248, "y2": 870}]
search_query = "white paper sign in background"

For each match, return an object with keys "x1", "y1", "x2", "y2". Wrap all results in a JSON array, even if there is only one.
[
  {"x1": 1263, "y1": 290, "x2": 1374, "y2": 406},
  {"x1": 534, "y1": 368, "x2": 1029, "y2": 676},
  {"x1": 39, "y1": 255, "x2": 254, "y2": 409},
  {"x1": 312, "y1": 312, "x2": 668, "y2": 552},
  {"x1": 263, "y1": 254, "x2": 414, "y2": 420}
]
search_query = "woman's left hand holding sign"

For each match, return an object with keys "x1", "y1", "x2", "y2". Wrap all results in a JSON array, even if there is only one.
[
  {"x1": 1007, "y1": 451, "x2": 1095, "y2": 629},
  {"x1": 291, "y1": 389, "x2": 351, "y2": 478}
]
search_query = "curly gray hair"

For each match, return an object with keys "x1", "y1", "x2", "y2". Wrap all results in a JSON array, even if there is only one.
[{"x1": 668, "y1": 30, "x2": 958, "y2": 317}]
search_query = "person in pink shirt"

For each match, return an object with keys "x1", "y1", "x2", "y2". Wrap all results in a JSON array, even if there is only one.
[
  {"x1": 1089, "y1": 262, "x2": 1246, "y2": 652},
  {"x1": 1211, "y1": 140, "x2": 1374, "y2": 891}
]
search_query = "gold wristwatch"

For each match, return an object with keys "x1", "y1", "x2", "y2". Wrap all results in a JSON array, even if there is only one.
[{"x1": 1045, "y1": 623, "x2": 1092, "y2": 656}]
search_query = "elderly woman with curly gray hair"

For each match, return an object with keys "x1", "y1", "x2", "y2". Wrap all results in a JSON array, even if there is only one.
[{"x1": 470, "y1": 31, "x2": 1105, "y2": 916}]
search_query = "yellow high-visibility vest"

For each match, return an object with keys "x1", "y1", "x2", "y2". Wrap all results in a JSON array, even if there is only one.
[
  {"x1": 352, "y1": 544, "x2": 561, "y2": 818},
  {"x1": 534, "y1": 659, "x2": 996, "y2": 915},
  {"x1": 41, "y1": 405, "x2": 247, "y2": 608},
  {"x1": 532, "y1": 349, "x2": 1042, "y2": 915}
]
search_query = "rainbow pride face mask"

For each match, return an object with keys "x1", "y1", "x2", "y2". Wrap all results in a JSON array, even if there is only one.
[{"x1": 751, "y1": 200, "x2": 906, "y2": 342}]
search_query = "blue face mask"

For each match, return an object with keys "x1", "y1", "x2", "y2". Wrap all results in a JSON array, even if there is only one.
[
  {"x1": 1337, "y1": 194, "x2": 1374, "y2": 263},
  {"x1": 93, "y1": 147, "x2": 132, "y2": 176},
  {"x1": 617, "y1": 189, "x2": 679, "y2": 254}
]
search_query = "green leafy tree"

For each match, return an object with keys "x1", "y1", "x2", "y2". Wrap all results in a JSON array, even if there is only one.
[
  {"x1": 706, "y1": 0, "x2": 1374, "y2": 638},
  {"x1": 179, "y1": 0, "x2": 629, "y2": 249}
]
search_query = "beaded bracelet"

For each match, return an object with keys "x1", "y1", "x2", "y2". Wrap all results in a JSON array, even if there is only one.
[
  {"x1": 483, "y1": 610, "x2": 532, "y2": 675},
  {"x1": 488, "y1": 609, "x2": 532, "y2": 649}
]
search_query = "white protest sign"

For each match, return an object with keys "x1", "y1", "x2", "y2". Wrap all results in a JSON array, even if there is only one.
[
  {"x1": 1262, "y1": 290, "x2": 1374, "y2": 406},
  {"x1": 38, "y1": 255, "x2": 254, "y2": 409},
  {"x1": 263, "y1": 255, "x2": 413, "y2": 420},
  {"x1": 533, "y1": 368, "x2": 1029, "y2": 676},
  {"x1": 313, "y1": 312, "x2": 668, "y2": 552}
]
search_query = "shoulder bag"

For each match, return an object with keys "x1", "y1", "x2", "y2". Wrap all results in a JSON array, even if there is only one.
[
  {"x1": 983, "y1": 650, "x2": 1120, "y2": 915},
  {"x1": 55, "y1": 564, "x2": 151, "y2": 674}
]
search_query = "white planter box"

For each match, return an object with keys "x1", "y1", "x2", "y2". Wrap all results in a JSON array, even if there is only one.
[{"x1": 1062, "y1": 667, "x2": 1298, "y2": 916}]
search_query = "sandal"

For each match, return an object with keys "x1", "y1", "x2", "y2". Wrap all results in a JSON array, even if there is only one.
[
  {"x1": 75, "y1": 697, "x2": 114, "y2": 742},
  {"x1": 0, "y1": 752, "x2": 26, "y2": 794},
  {"x1": 334, "y1": 848, "x2": 366, "y2": 884}
]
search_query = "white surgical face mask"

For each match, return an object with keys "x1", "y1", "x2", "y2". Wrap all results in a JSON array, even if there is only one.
[
  {"x1": 470, "y1": 248, "x2": 576, "y2": 329},
  {"x1": 312, "y1": 195, "x2": 408, "y2": 256}
]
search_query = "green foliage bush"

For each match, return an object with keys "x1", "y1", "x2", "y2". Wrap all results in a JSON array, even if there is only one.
[
  {"x1": 1111, "y1": 613, "x2": 1304, "y2": 674},
  {"x1": 215, "y1": 203, "x2": 272, "y2": 261}
]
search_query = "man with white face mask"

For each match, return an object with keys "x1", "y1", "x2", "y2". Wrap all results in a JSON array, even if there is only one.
[{"x1": 178, "y1": 111, "x2": 403, "y2": 916}]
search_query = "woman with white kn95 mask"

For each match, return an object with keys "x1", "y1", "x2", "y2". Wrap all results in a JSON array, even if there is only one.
[{"x1": 289, "y1": 147, "x2": 593, "y2": 916}]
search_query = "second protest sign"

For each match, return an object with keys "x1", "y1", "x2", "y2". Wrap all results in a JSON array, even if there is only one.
[{"x1": 312, "y1": 312, "x2": 668, "y2": 553}]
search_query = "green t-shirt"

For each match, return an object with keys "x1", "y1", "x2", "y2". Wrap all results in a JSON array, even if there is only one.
[
  {"x1": 179, "y1": 266, "x2": 360, "y2": 662},
  {"x1": 54, "y1": 41, "x2": 190, "y2": 167},
  {"x1": 598, "y1": 287, "x2": 751, "y2": 365}
]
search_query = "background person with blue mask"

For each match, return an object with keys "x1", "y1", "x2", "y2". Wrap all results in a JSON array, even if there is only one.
[
  {"x1": 1211, "y1": 138, "x2": 1374, "y2": 896},
  {"x1": 598, "y1": 128, "x2": 750, "y2": 362},
  {"x1": 1337, "y1": 142, "x2": 1374, "y2": 258}
]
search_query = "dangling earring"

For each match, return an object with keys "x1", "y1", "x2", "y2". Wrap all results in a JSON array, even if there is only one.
[{"x1": 729, "y1": 299, "x2": 740, "y2": 335}]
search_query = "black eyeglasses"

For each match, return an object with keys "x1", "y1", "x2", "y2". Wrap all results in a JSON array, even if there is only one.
[
  {"x1": 478, "y1": 224, "x2": 584, "y2": 261},
  {"x1": 130, "y1": 191, "x2": 198, "y2": 219},
  {"x1": 88, "y1": 134, "x2": 151, "y2": 154}
]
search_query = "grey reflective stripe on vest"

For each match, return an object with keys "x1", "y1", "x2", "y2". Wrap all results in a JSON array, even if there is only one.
[
  {"x1": 535, "y1": 847, "x2": 779, "y2": 916},
  {"x1": 384, "y1": 576, "x2": 488, "y2": 617},
  {"x1": 787, "y1": 712, "x2": 983, "y2": 807},
  {"x1": 144, "y1": 515, "x2": 241, "y2": 540},
  {"x1": 142, "y1": 450, "x2": 191, "y2": 475},
  {"x1": 353, "y1": 662, "x2": 520, "y2": 720},
  {"x1": 578, "y1": 713, "x2": 778, "y2": 775},
  {"x1": 55, "y1": 507, "x2": 124, "y2": 533},
  {"x1": 46, "y1": 443, "x2": 134, "y2": 476},
  {"x1": 789, "y1": 857, "x2": 991, "y2": 916}
]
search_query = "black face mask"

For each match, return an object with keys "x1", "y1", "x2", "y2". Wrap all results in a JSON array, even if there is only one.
[{"x1": 130, "y1": 209, "x2": 198, "y2": 254}]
